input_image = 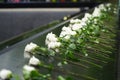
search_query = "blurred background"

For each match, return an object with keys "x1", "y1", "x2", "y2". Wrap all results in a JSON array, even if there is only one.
[{"x1": 0, "y1": 0, "x2": 117, "y2": 3}]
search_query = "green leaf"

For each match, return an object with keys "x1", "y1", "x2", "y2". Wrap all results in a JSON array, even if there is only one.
[
  {"x1": 49, "y1": 49, "x2": 55, "y2": 56},
  {"x1": 30, "y1": 70, "x2": 40, "y2": 79},
  {"x1": 57, "y1": 75, "x2": 66, "y2": 80},
  {"x1": 69, "y1": 43, "x2": 76, "y2": 50}
]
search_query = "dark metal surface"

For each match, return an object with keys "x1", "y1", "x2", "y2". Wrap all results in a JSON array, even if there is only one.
[{"x1": 0, "y1": 2, "x2": 100, "y2": 8}]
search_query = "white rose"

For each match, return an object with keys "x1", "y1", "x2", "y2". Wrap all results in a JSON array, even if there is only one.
[
  {"x1": 48, "y1": 42, "x2": 57, "y2": 49},
  {"x1": 92, "y1": 7, "x2": 101, "y2": 17},
  {"x1": 29, "y1": 56, "x2": 41, "y2": 66},
  {"x1": 24, "y1": 42, "x2": 38, "y2": 58},
  {"x1": 55, "y1": 48, "x2": 60, "y2": 53},
  {"x1": 85, "y1": 53, "x2": 88, "y2": 57},
  {"x1": 64, "y1": 27, "x2": 72, "y2": 34},
  {"x1": 71, "y1": 23, "x2": 83, "y2": 30},
  {"x1": 84, "y1": 13, "x2": 92, "y2": 19},
  {"x1": 70, "y1": 19, "x2": 75, "y2": 23},
  {"x1": 64, "y1": 35, "x2": 71, "y2": 40},
  {"x1": 45, "y1": 32, "x2": 58, "y2": 45},
  {"x1": 24, "y1": 42, "x2": 38, "y2": 52},
  {"x1": 0, "y1": 69, "x2": 12, "y2": 80},
  {"x1": 80, "y1": 21, "x2": 87, "y2": 26},
  {"x1": 62, "y1": 26, "x2": 69, "y2": 31},
  {"x1": 55, "y1": 42, "x2": 61, "y2": 47},
  {"x1": 98, "y1": 4, "x2": 107, "y2": 11},
  {"x1": 61, "y1": 27, "x2": 71, "y2": 34},
  {"x1": 70, "y1": 31, "x2": 77, "y2": 35},
  {"x1": 24, "y1": 51, "x2": 31, "y2": 59},
  {"x1": 23, "y1": 65, "x2": 36, "y2": 73},
  {"x1": 23, "y1": 65, "x2": 36, "y2": 79},
  {"x1": 60, "y1": 26, "x2": 77, "y2": 39},
  {"x1": 70, "y1": 19, "x2": 81, "y2": 24},
  {"x1": 48, "y1": 42, "x2": 61, "y2": 49},
  {"x1": 113, "y1": 9, "x2": 117, "y2": 14},
  {"x1": 81, "y1": 17, "x2": 87, "y2": 23},
  {"x1": 106, "y1": 3, "x2": 112, "y2": 7},
  {"x1": 45, "y1": 39, "x2": 50, "y2": 46},
  {"x1": 46, "y1": 32, "x2": 58, "y2": 42},
  {"x1": 82, "y1": 13, "x2": 92, "y2": 22},
  {"x1": 108, "y1": 7, "x2": 111, "y2": 11},
  {"x1": 59, "y1": 31, "x2": 66, "y2": 37}
]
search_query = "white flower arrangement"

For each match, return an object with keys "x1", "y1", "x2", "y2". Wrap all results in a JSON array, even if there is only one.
[
  {"x1": 29, "y1": 56, "x2": 41, "y2": 66},
  {"x1": 0, "y1": 69, "x2": 12, "y2": 80}
]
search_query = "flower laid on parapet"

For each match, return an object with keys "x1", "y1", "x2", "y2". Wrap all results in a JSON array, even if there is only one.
[{"x1": 0, "y1": 3, "x2": 117, "y2": 80}]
